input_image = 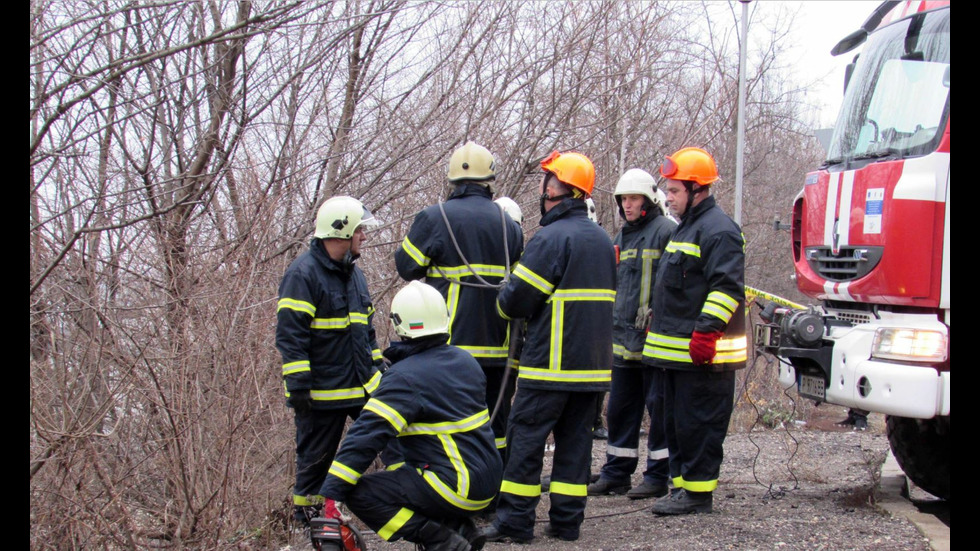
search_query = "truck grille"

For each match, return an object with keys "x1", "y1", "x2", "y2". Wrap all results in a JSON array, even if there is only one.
[
  {"x1": 828, "y1": 309, "x2": 874, "y2": 325},
  {"x1": 804, "y1": 246, "x2": 883, "y2": 282}
]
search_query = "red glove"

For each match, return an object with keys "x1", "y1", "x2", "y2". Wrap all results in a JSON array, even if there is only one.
[
  {"x1": 322, "y1": 499, "x2": 342, "y2": 520},
  {"x1": 689, "y1": 331, "x2": 723, "y2": 366}
]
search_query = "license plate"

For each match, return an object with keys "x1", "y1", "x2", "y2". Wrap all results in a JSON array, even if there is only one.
[{"x1": 799, "y1": 374, "x2": 826, "y2": 401}]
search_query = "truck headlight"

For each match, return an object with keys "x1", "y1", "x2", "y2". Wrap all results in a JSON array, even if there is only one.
[{"x1": 870, "y1": 328, "x2": 947, "y2": 363}]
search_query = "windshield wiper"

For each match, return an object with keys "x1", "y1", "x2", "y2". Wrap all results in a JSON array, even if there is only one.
[
  {"x1": 851, "y1": 148, "x2": 902, "y2": 161},
  {"x1": 822, "y1": 149, "x2": 902, "y2": 169}
]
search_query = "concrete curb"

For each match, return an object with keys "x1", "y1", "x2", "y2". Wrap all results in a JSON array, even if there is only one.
[{"x1": 876, "y1": 451, "x2": 949, "y2": 551}]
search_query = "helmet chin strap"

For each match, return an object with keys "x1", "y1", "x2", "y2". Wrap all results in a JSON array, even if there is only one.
[
  {"x1": 539, "y1": 192, "x2": 571, "y2": 217},
  {"x1": 684, "y1": 182, "x2": 705, "y2": 216}
]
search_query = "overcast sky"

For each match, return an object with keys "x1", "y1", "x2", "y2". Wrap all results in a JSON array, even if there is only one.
[{"x1": 772, "y1": 0, "x2": 881, "y2": 127}]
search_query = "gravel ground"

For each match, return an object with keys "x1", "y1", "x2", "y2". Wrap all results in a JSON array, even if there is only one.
[{"x1": 285, "y1": 404, "x2": 935, "y2": 551}]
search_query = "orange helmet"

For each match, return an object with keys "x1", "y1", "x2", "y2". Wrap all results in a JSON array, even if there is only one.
[
  {"x1": 541, "y1": 150, "x2": 595, "y2": 196},
  {"x1": 660, "y1": 147, "x2": 719, "y2": 186}
]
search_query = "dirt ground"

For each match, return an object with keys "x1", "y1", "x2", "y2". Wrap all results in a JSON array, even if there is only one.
[{"x1": 284, "y1": 403, "x2": 936, "y2": 551}]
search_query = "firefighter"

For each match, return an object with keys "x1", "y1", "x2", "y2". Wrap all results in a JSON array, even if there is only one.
[
  {"x1": 395, "y1": 141, "x2": 524, "y2": 460},
  {"x1": 319, "y1": 281, "x2": 502, "y2": 551},
  {"x1": 642, "y1": 147, "x2": 747, "y2": 515},
  {"x1": 588, "y1": 169, "x2": 677, "y2": 499},
  {"x1": 493, "y1": 196, "x2": 523, "y2": 225},
  {"x1": 275, "y1": 196, "x2": 385, "y2": 527},
  {"x1": 483, "y1": 150, "x2": 616, "y2": 543}
]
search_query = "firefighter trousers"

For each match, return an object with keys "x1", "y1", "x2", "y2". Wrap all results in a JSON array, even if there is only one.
[
  {"x1": 599, "y1": 364, "x2": 669, "y2": 485},
  {"x1": 663, "y1": 369, "x2": 735, "y2": 493},
  {"x1": 344, "y1": 466, "x2": 480, "y2": 543},
  {"x1": 293, "y1": 407, "x2": 361, "y2": 508},
  {"x1": 494, "y1": 388, "x2": 600, "y2": 540}
]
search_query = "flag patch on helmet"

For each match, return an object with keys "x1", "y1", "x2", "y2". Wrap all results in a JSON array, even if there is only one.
[{"x1": 409, "y1": 321, "x2": 424, "y2": 330}]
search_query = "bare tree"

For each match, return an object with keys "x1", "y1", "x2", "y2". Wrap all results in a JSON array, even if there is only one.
[{"x1": 30, "y1": 1, "x2": 824, "y2": 547}]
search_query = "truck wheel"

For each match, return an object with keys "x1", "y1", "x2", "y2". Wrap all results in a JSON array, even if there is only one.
[{"x1": 885, "y1": 415, "x2": 950, "y2": 500}]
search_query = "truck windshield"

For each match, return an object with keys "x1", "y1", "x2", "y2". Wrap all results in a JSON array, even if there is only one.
[{"x1": 825, "y1": 7, "x2": 949, "y2": 165}]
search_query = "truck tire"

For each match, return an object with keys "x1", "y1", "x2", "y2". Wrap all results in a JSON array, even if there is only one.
[{"x1": 885, "y1": 415, "x2": 949, "y2": 500}]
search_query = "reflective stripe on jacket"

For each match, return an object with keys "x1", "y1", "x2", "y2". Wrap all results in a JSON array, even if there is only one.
[
  {"x1": 321, "y1": 341, "x2": 503, "y2": 509},
  {"x1": 496, "y1": 199, "x2": 616, "y2": 391},
  {"x1": 394, "y1": 184, "x2": 524, "y2": 368},
  {"x1": 642, "y1": 196, "x2": 747, "y2": 371},
  {"x1": 276, "y1": 239, "x2": 382, "y2": 409},
  {"x1": 613, "y1": 212, "x2": 676, "y2": 365}
]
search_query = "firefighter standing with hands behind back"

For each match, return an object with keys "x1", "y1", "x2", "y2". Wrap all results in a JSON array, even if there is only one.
[
  {"x1": 484, "y1": 150, "x2": 616, "y2": 543},
  {"x1": 642, "y1": 147, "x2": 747, "y2": 515},
  {"x1": 275, "y1": 196, "x2": 385, "y2": 527},
  {"x1": 588, "y1": 169, "x2": 677, "y2": 500}
]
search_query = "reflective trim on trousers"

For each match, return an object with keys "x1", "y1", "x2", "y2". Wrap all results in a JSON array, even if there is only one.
[
  {"x1": 677, "y1": 476, "x2": 718, "y2": 493},
  {"x1": 549, "y1": 480, "x2": 587, "y2": 497},
  {"x1": 648, "y1": 447, "x2": 669, "y2": 460},
  {"x1": 377, "y1": 507, "x2": 414, "y2": 541},
  {"x1": 500, "y1": 479, "x2": 542, "y2": 498},
  {"x1": 421, "y1": 470, "x2": 495, "y2": 511},
  {"x1": 605, "y1": 444, "x2": 639, "y2": 458},
  {"x1": 293, "y1": 494, "x2": 324, "y2": 506}
]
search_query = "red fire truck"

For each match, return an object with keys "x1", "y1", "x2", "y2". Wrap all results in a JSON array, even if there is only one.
[{"x1": 756, "y1": 1, "x2": 949, "y2": 499}]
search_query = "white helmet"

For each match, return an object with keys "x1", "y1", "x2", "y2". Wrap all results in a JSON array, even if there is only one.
[
  {"x1": 314, "y1": 196, "x2": 380, "y2": 239},
  {"x1": 390, "y1": 281, "x2": 450, "y2": 339},
  {"x1": 448, "y1": 141, "x2": 495, "y2": 183},
  {"x1": 652, "y1": 188, "x2": 669, "y2": 216},
  {"x1": 494, "y1": 197, "x2": 523, "y2": 225},
  {"x1": 614, "y1": 168, "x2": 667, "y2": 216},
  {"x1": 585, "y1": 197, "x2": 599, "y2": 224}
]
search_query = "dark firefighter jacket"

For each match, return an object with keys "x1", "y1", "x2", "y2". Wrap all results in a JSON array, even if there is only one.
[
  {"x1": 321, "y1": 336, "x2": 503, "y2": 510},
  {"x1": 395, "y1": 184, "x2": 524, "y2": 368},
  {"x1": 642, "y1": 195, "x2": 747, "y2": 371},
  {"x1": 276, "y1": 238, "x2": 383, "y2": 409},
  {"x1": 613, "y1": 209, "x2": 677, "y2": 365},
  {"x1": 496, "y1": 198, "x2": 616, "y2": 391}
]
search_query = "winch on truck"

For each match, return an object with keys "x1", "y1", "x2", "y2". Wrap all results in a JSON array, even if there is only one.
[{"x1": 755, "y1": 0, "x2": 949, "y2": 500}]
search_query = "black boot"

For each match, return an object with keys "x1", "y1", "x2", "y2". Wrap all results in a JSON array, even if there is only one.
[
  {"x1": 447, "y1": 517, "x2": 485, "y2": 551},
  {"x1": 651, "y1": 488, "x2": 713, "y2": 515},
  {"x1": 416, "y1": 520, "x2": 471, "y2": 551}
]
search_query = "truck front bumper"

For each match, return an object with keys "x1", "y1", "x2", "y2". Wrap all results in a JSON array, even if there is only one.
[{"x1": 776, "y1": 312, "x2": 949, "y2": 419}]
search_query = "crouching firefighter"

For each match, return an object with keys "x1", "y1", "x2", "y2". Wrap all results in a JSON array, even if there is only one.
[{"x1": 320, "y1": 281, "x2": 503, "y2": 551}]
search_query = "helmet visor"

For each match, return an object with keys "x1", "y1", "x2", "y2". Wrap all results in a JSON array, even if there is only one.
[
  {"x1": 660, "y1": 156, "x2": 678, "y2": 179},
  {"x1": 358, "y1": 207, "x2": 381, "y2": 230}
]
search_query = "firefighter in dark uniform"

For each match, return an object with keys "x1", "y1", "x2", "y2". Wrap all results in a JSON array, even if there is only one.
[
  {"x1": 642, "y1": 147, "x2": 747, "y2": 515},
  {"x1": 276, "y1": 196, "x2": 385, "y2": 526},
  {"x1": 589, "y1": 169, "x2": 677, "y2": 499},
  {"x1": 483, "y1": 151, "x2": 616, "y2": 543},
  {"x1": 320, "y1": 281, "x2": 502, "y2": 551},
  {"x1": 395, "y1": 141, "x2": 524, "y2": 460}
]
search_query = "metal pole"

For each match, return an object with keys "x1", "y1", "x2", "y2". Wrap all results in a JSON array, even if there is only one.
[{"x1": 735, "y1": 0, "x2": 750, "y2": 225}]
